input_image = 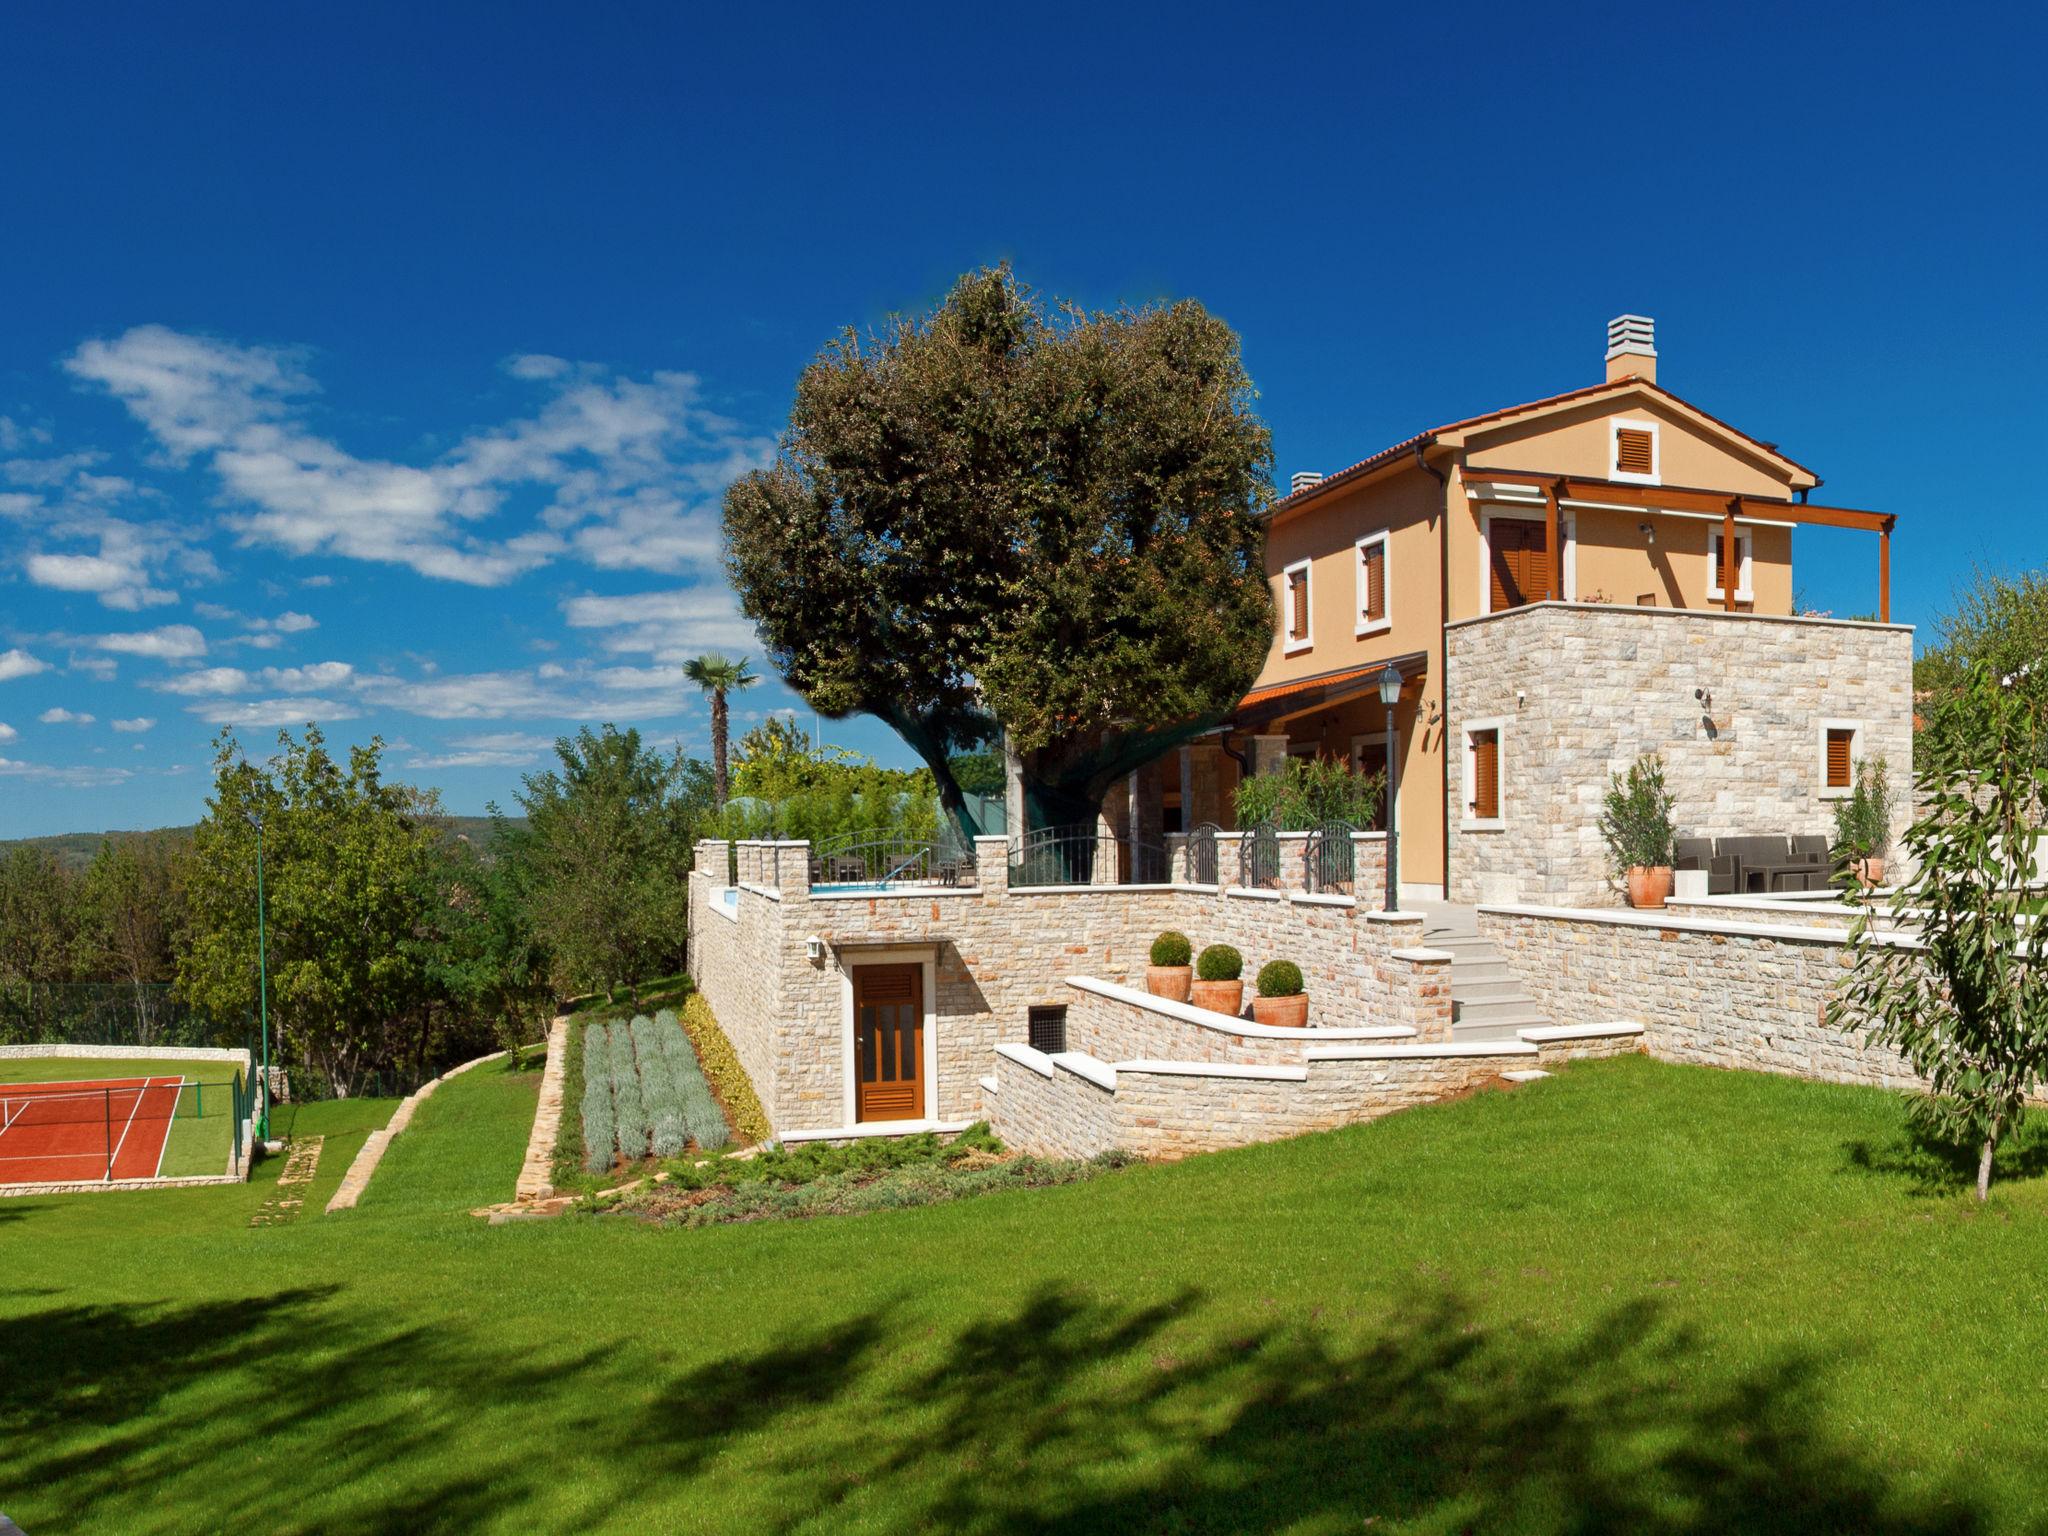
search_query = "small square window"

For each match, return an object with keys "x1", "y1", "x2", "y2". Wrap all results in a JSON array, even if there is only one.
[
  {"x1": 1027, "y1": 1005, "x2": 1067, "y2": 1054},
  {"x1": 1611, "y1": 419, "x2": 1660, "y2": 483}
]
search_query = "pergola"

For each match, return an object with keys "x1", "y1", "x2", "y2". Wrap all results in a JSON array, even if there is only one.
[{"x1": 1467, "y1": 469, "x2": 1899, "y2": 621}]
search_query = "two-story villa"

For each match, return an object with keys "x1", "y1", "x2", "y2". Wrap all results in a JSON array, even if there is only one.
[{"x1": 1154, "y1": 315, "x2": 1911, "y2": 905}]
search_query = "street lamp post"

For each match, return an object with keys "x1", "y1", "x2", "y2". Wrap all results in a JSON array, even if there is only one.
[
  {"x1": 245, "y1": 809, "x2": 271, "y2": 1141},
  {"x1": 1375, "y1": 665, "x2": 1404, "y2": 913}
]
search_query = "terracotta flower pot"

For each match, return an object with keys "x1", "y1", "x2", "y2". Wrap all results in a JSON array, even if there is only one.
[
  {"x1": 1251, "y1": 992, "x2": 1308, "y2": 1028},
  {"x1": 1146, "y1": 965, "x2": 1193, "y2": 1003},
  {"x1": 1626, "y1": 865, "x2": 1674, "y2": 910},
  {"x1": 1188, "y1": 979, "x2": 1243, "y2": 1017},
  {"x1": 1854, "y1": 856, "x2": 1886, "y2": 889}
]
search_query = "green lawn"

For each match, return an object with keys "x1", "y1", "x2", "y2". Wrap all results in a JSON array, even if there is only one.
[
  {"x1": 7, "y1": 1053, "x2": 2048, "y2": 1533},
  {"x1": 0, "y1": 1053, "x2": 255, "y2": 1179}
]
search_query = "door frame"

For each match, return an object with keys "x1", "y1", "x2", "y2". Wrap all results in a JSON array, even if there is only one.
[
  {"x1": 1480, "y1": 504, "x2": 1576, "y2": 613},
  {"x1": 839, "y1": 947, "x2": 938, "y2": 1126}
]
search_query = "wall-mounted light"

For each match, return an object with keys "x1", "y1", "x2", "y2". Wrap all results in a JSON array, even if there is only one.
[
  {"x1": 805, "y1": 935, "x2": 825, "y2": 963},
  {"x1": 1639, "y1": 521, "x2": 1656, "y2": 547}
]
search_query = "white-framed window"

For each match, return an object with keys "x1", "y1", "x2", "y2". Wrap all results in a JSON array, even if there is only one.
[
  {"x1": 1709, "y1": 528, "x2": 1754, "y2": 602},
  {"x1": 1610, "y1": 418, "x2": 1660, "y2": 484},
  {"x1": 1282, "y1": 558, "x2": 1313, "y2": 653},
  {"x1": 1818, "y1": 719, "x2": 1862, "y2": 799},
  {"x1": 1479, "y1": 506, "x2": 1576, "y2": 614},
  {"x1": 1461, "y1": 717, "x2": 1508, "y2": 830},
  {"x1": 1355, "y1": 531, "x2": 1390, "y2": 637}
]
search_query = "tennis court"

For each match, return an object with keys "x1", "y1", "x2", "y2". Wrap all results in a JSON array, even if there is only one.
[{"x1": 0, "y1": 1066, "x2": 255, "y2": 1186}]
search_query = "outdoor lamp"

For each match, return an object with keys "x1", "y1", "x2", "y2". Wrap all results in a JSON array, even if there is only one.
[
  {"x1": 1375, "y1": 665, "x2": 1403, "y2": 708},
  {"x1": 1375, "y1": 666, "x2": 1403, "y2": 912}
]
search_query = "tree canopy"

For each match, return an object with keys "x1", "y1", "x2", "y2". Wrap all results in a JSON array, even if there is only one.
[
  {"x1": 723, "y1": 265, "x2": 1275, "y2": 835},
  {"x1": 1914, "y1": 566, "x2": 2048, "y2": 701}
]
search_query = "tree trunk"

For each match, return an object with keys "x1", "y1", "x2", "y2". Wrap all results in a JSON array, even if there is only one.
[
  {"x1": 711, "y1": 689, "x2": 729, "y2": 807},
  {"x1": 1977, "y1": 1132, "x2": 1997, "y2": 1202}
]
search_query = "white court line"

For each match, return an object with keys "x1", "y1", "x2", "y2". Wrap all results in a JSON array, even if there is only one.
[
  {"x1": 151, "y1": 1076, "x2": 189, "y2": 1180},
  {"x1": 103, "y1": 1078, "x2": 158, "y2": 1181}
]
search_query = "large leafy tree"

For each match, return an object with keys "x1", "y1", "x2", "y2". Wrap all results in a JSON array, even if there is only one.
[
  {"x1": 723, "y1": 266, "x2": 1274, "y2": 835},
  {"x1": 1829, "y1": 663, "x2": 2048, "y2": 1199},
  {"x1": 77, "y1": 835, "x2": 187, "y2": 1045},
  {"x1": 0, "y1": 845, "x2": 78, "y2": 1042},
  {"x1": 499, "y1": 726, "x2": 708, "y2": 1000},
  {"x1": 1913, "y1": 566, "x2": 2048, "y2": 701},
  {"x1": 179, "y1": 727, "x2": 451, "y2": 1096}
]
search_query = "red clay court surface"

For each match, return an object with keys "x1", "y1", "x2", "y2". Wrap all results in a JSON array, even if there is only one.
[{"x1": 0, "y1": 1076, "x2": 184, "y2": 1185}]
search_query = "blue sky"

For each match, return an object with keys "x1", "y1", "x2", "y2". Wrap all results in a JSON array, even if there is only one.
[{"x1": 1, "y1": 2, "x2": 2041, "y2": 837}]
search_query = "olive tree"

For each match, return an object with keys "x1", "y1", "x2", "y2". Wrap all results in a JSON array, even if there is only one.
[
  {"x1": 723, "y1": 266, "x2": 1274, "y2": 836},
  {"x1": 1828, "y1": 663, "x2": 2048, "y2": 1199}
]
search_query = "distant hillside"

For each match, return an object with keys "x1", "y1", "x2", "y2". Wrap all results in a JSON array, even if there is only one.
[{"x1": 0, "y1": 815, "x2": 519, "y2": 872}]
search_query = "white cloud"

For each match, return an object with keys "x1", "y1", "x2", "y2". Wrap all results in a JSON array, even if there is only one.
[
  {"x1": 0, "y1": 756, "x2": 133, "y2": 787},
  {"x1": 0, "y1": 647, "x2": 51, "y2": 682},
  {"x1": 187, "y1": 696, "x2": 361, "y2": 727},
  {"x1": 66, "y1": 325, "x2": 774, "y2": 587},
  {"x1": 560, "y1": 586, "x2": 758, "y2": 663},
  {"x1": 91, "y1": 624, "x2": 207, "y2": 659},
  {"x1": 0, "y1": 722, "x2": 14, "y2": 743},
  {"x1": 153, "y1": 666, "x2": 250, "y2": 697},
  {"x1": 265, "y1": 610, "x2": 317, "y2": 633},
  {"x1": 111, "y1": 716, "x2": 155, "y2": 733},
  {"x1": 153, "y1": 660, "x2": 350, "y2": 697},
  {"x1": 39, "y1": 707, "x2": 95, "y2": 724},
  {"x1": 407, "y1": 729, "x2": 555, "y2": 770}
]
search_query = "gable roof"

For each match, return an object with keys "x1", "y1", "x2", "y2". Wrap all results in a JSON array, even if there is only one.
[{"x1": 1268, "y1": 377, "x2": 1819, "y2": 519}]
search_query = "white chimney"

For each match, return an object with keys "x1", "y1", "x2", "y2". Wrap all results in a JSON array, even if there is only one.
[
  {"x1": 1605, "y1": 314, "x2": 1657, "y2": 383},
  {"x1": 1290, "y1": 471, "x2": 1325, "y2": 496}
]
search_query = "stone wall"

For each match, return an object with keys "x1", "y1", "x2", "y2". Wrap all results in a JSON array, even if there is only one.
[
  {"x1": 687, "y1": 834, "x2": 1450, "y2": 1137},
  {"x1": 1478, "y1": 904, "x2": 1922, "y2": 1090},
  {"x1": 1444, "y1": 605, "x2": 1914, "y2": 906},
  {"x1": 1062, "y1": 978, "x2": 1415, "y2": 1068}
]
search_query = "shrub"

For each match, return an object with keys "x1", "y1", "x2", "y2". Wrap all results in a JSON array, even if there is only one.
[
  {"x1": 609, "y1": 1021, "x2": 650, "y2": 1160},
  {"x1": 680, "y1": 993, "x2": 772, "y2": 1146},
  {"x1": 1598, "y1": 754, "x2": 1677, "y2": 875},
  {"x1": 1234, "y1": 754, "x2": 1384, "y2": 831},
  {"x1": 652, "y1": 1008, "x2": 728, "y2": 1152},
  {"x1": 1149, "y1": 930, "x2": 1192, "y2": 967},
  {"x1": 1256, "y1": 959, "x2": 1303, "y2": 997},
  {"x1": 1196, "y1": 944, "x2": 1243, "y2": 982},
  {"x1": 632, "y1": 1013, "x2": 690, "y2": 1158},
  {"x1": 579, "y1": 1021, "x2": 616, "y2": 1174},
  {"x1": 1833, "y1": 755, "x2": 1894, "y2": 862}
]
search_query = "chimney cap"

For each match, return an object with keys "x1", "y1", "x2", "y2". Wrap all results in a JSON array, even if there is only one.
[
  {"x1": 1290, "y1": 470, "x2": 1325, "y2": 496},
  {"x1": 1606, "y1": 314, "x2": 1657, "y2": 359}
]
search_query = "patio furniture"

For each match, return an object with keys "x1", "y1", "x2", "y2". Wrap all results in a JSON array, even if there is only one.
[{"x1": 1674, "y1": 836, "x2": 1737, "y2": 895}]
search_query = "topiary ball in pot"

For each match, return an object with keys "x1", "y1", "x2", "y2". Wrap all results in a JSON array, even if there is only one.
[
  {"x1": 1189, "y1": 944, "x2": 1245, "y2": 1017},
  {"x1": 1146, "y1": 930, "x2": 1194, "y2": 1002},
  {"x1": 1252, "y1": 958, "x2": 1309, "y2": 1028}
]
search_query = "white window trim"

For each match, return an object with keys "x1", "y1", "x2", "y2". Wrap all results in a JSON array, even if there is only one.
[
  {"x1": 1479, "y1": 506, "x2": 1576, "y2": 615},
  {"x1": 1354, "y1": 531, "x2": 1391, "y2": 637},
  {"x1": 1282, "y1": 558, "x2": 1313, "y2": 654},
  {"x1": 1708, "y1": 528, "x2": 1755, "y2": 602},
  {"x1": 1817, "y1": 719, "x2": 1863, "y2": 801},
  {"x1": 1461, "y1": 716, "x2": 1508, "y2": 831},
  {"x1": 1610, "y1": 418, "x2": 1661, "y2": 485},
  {"x1": 838, "y1": 947, "x2": 939, "y2": 1126}
]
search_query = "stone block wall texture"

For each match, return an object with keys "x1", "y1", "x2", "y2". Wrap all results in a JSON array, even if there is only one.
[
  {"x1": 1444, "y1": 606, "x2": 1914, "y2": 906},
  {"x1": 1478, "y1": 907, "x2": 1921, "y2": 1090},
  {"x1": 986, "y1": 1054, "x2": 1118, "y2": 1160},
  {"x1": 688, "y1": 840, "x2": 1446, "y2": 1135}
]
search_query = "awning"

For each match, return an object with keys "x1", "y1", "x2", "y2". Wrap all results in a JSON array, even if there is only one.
[{"x1": 1227, "y1": 651, "x2": 1428, "y2": 734}]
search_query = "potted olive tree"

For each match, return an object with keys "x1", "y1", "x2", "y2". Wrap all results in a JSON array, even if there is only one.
[
  {"x1": 1190, "y1": 944, "x2": 1244, "y2": 1016},
  {"x1": 1833, "y1": 755, "x2": 1893, "y2": 888},
  {"x1": 1599, "y1": 754, "x2": 1677, "y2": 909},
  {"x1": 1252, "y1": 959, "x2": 1307, "y2": 1027},
  {"x1": 1146, "y1": 930, "x2": 1193, "y2": 1002}
]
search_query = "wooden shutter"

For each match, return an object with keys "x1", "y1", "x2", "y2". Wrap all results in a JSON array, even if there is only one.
[
  {"x1": 1361, "y1": 541, "x2": 1386, "y2": 623},
  {"x1": 1470, "y1": 729, "x2": 1500, "y2": 820},
  {"x1": 1826, "y1": 728, "x2": 1853, "y2": 789},
  {"x1": 1490, "y1": 520, "x2": 1547, "y2": 611},
  {"x1": 1288, "y1": 568, "x2": 1309, "y2": 640},
  {"x1": 1616, "y1": 427, "x2": 1654, "y2": 475}
]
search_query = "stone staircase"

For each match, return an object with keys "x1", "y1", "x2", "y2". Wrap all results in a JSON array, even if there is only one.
[{"x1": 1412, "y1": 902, "x2": 1555, "y2": 1042}]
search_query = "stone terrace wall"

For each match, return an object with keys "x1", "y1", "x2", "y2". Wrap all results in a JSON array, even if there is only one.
[
  {"x1": 688, "y1": 835, "x2": 1450, "y2": 1136},
  {"x1": 1444, "y1": 605, "x2": 1914, "y2": 906},
  {"x1": 1061, "y1": 979, "x2": 1413, "y2": 1068},
  {"x1": 1478, "y1": 904, "x2": 1921, "y2": 1090}
]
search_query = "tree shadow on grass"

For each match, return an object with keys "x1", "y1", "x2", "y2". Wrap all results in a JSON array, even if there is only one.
[
  {"x1": 638, "y1": 1284, "x2": 2011, "y2": 1536},
  {"x1": 1844, "y1": 1113, "x2": 2048, "y2": 1197}
]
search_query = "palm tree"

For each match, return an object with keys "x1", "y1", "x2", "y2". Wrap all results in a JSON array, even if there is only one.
[{"x1": 683, "y1": 654, "x2": 759, "y2": 805}]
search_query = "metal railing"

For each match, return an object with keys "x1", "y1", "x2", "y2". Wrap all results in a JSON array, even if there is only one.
[
  {"x1": 1237, "y1": 822, "x2": 1282, "y2": 890},
  {"x1": 1304, "y1": 820, "x2": 1359, "y2": 894},
  {"x1": 808, "y1": 833, "x2": 977, "y2": 888},
  {"x1": 1184, "y1": 822, "x2": 1221, "y2": 885},
  {"x1": 1009, "y1": 826, "x2": 1172, "y2": 888}
]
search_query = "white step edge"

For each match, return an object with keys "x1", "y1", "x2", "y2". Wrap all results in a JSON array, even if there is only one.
[
  {"x1": 1306, "y1": 1039, "x2": 1542, "y2": 1061},
  {"x1": 1501, "y1": 1069, "x2": 1553, "y2": 1083},
  {"x1": 1112, "y1": 1059, "x2": 1310, "y2": 1083},
  {"x1": 978, "y1": 1074, "x2": 1000, "y2": 1096},
  {"x1": 1050, "y1": 1052, "x2": 1118, "y2": 1091},
  {"x1": 994, "y1": 1041, "x2": 1056, "y2": 1078},
  {"x1": 1391, "y1": 946, "x2": 1455, "y2": 963},
  {"x1": 1516, "y1": 1021, "x2": 1646, "y2": 1043}
]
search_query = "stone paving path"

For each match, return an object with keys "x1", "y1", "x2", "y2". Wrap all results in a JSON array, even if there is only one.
[{"x1": 249, "y1": 1136, "x2": 324, "y2": 1227}]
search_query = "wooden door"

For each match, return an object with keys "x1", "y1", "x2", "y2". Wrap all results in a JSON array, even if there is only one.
[
  {"x1": 1488, "y1": 519, "x2": 1549, "y2": 611},
  {"x1": 854, "y1": 964, "x2": 924, "y2": 1123}
]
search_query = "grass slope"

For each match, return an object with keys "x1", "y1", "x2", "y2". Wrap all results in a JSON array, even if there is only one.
[{"x1": 7, "y1": 1055, "x2": 2048, "y2": 1533}]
